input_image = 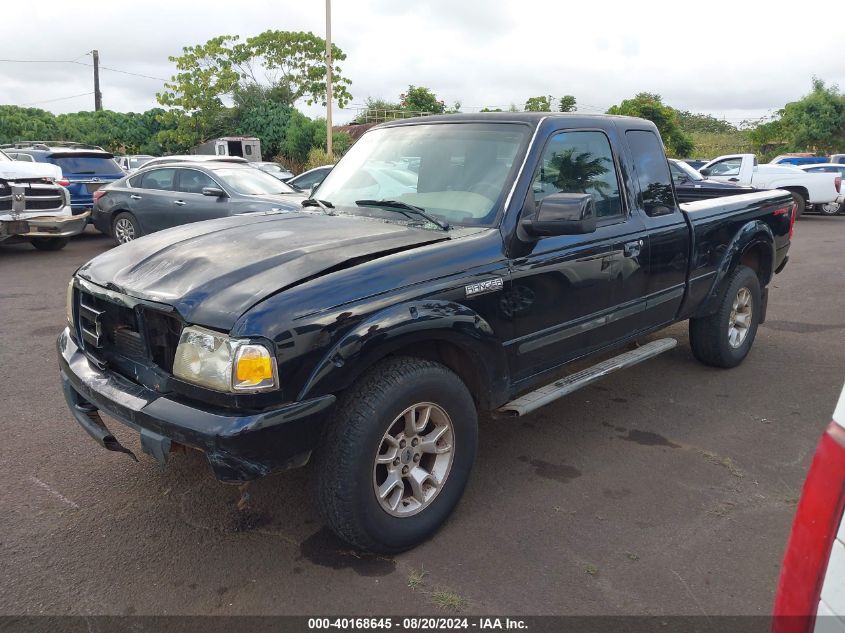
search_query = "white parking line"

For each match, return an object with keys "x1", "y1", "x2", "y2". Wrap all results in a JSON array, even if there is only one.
[{"x1": 29, "y1": 476, "x2": 80, "y2": 509}]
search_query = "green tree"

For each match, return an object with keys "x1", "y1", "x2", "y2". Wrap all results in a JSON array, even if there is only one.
[
  {"x1": 236, "y1": 100, "x2": 293, "y2": 159},
  {"x1": 401, "y1": 86, "x2": 446, "y2": 114},
  {"x1": 559, "y1": 95, "x2": 577, "y2": 112},
  {"x1": 677, "y1": 110, "x2": 735, "y2": 134},
  {"x1": 524, "y1": 95, "x2": 552, "y2": 112},
  {"x1": 353, "y1": 97, "x2": 403, "y2": 123},
  {"x1": 778, "y1": 77, "x2": 845, "y2": 153},
  {"x1": 606, "y1": 92, "x2": 695, "y2": 157},
  {"x1": 158, "y1": 30, "x2": 353, "y2": 145}
]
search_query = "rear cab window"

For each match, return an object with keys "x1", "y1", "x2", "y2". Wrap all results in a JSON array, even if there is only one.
[
  {"x1": 625, "y1": 130, "x2": 676, "y2": 216},
  {"x1": 531, "y1": 130, "x2": 623, "y2": 220}
]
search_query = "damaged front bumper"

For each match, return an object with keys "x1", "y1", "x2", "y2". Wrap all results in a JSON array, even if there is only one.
[
  {"x1": 0, "y1": 208, "x2": 89, "y2": 240},
  {"x1": 57, "y1": 328, "x2": 335, "y2": 482}
]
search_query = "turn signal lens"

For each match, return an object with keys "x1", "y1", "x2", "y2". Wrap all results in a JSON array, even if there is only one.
[{"x1": 234, "y1": 344, "x2": 276, "y2": 391}]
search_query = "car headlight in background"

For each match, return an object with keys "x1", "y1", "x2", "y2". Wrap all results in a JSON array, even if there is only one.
[
  {"x1": 66, "y1": 279, "x2": 74, "y2": 326},
  {"x1": 172, "y1": 325, "x2": 278, "y2": 393}
]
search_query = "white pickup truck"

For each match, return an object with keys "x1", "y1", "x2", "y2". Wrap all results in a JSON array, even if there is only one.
[
  {"x1": 0, "y1": 150, "x2": 89, "y2": 251},
  {"x1": 700, "y1": 154, "x2": 843, "y2": 217}
]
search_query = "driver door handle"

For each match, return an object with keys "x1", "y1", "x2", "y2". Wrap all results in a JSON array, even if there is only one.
[
  {"x1": 728, "y1": 177, "x2": 740, "y2": 182},
  {"x1": 624, "y1": 239, "x2": 643, "y2": 258},
  {"x1": 173, "y1": 200, "x2": 186, "y2": 206},
  {"x1": 130, "y1": 194, "x2": 142, "y2": 200}
]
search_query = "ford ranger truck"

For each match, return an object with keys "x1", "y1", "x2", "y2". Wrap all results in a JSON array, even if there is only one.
[
  {"x1": 58, "y1": 114, "x2": 795, "y2": 552},
  {"x1": 0, "y1": 150, "x2": 87, "y2": 250}
]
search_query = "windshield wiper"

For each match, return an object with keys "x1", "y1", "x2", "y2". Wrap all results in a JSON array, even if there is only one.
[
  {"x1": 302, "y1": 198, "x2": 335, "y2": 214},
  {"x1": 355, "y1": 199, "x2": 449, "y2": 230}
]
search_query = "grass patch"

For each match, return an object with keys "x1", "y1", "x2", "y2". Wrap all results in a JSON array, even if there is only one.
[
  {"x1": 407, "y1": 568, "x2": 427, "y2": 590},
  {"x1": 700, "y1": 450, "x2": 744, "y2": 478},
  {"x1": 584, "y1": 564, "x2": 599, "y2": 576},
  {"x1": 625, "y1": 552, "x2": 640, "y2": 561},
  {"x1": 432, "y1": 591, "x2": 468, "y2": 611}
]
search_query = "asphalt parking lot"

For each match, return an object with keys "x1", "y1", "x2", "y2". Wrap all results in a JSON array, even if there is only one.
[{"x1": 1, "y1": 217, "x2": 843, "y2": 617}]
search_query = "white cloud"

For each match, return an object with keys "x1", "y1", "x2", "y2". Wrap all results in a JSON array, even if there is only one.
[{"x1": 1, "y1": 0, "x2": 841, "y2": 126}]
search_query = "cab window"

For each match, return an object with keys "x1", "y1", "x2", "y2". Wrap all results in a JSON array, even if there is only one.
[
  {"x1": 707, "y1": 157, "x2": 742, "y2": 176},
  {"x1": 531, "y1": 130, "x2": 622, "y2": 219},
  {"x1": 626, "y1": 130, "x2": 676, "y2": 217}
]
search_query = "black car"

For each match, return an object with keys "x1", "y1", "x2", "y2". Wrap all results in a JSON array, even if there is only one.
[
  {"x1": 669, "y1": 159, "x2": 753, "y2": 203},
  {"x1": 92, "y1": 162, "x2": 305, "y2": 244}
]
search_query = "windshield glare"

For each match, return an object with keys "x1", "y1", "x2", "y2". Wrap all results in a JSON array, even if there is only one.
[
  {"x1": 215, "y1": 167, "x2": 297, "y2": 195},
  {"x1": 315, "y1": 123, "x2": 529, "y2": 227}
]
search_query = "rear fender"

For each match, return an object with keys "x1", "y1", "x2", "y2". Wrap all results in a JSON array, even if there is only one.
[
  {"x1": 297, "y1": 300, "x2": 510, "y2": 409},
  {"x1": 694, "y1": 220, "x2": 774, "y2": 318}
]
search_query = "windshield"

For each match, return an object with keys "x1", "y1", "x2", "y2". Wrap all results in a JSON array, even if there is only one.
[
  {"x1": 215, "y1": 167, "x2": 297, "y2": 195},
  {"x1": 129, "y1": 157, "x2": 152, "y2": 169},
  {"x1": 49, "y1": 155, "x2": 122, "y2": 175},
  {"x1": 314, "y1": 123, "x2": 530, "y2": 227},
  {"x1": 671, "y1": 160, "x2": 704, "y2": 181},
  {"x1": 0, "y1": 150, "x2": 9, "y2": 162}
]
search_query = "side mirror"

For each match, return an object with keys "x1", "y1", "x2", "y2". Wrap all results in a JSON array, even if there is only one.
[
  {"x1": 202, "y1": 186, "x2": 226, "y2": 197},
  {"x1": 520, "y1": 193, "x2": 597, "y2": 237},
  {"x1": 699, "y1": 167, "x2": 711, "y2": 177}
]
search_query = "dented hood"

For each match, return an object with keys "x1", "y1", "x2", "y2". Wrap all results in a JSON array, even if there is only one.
[{"x1": 77, "y1": 211, "x2": 449, "y2": 330}]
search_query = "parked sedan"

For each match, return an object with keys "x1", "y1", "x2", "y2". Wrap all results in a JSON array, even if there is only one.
[
  {"x1": 669, "y1": 159, "x2": 753, "y2": 203},
  {"x1": 253, "y1": 161, "x2": 294, "y2": 181},
  {"x1": 92, "y1": 162, "x2": 305, "y2": 244},
  {"x1": 287, "y1": 164, "x2": 333, "y2": 191}
]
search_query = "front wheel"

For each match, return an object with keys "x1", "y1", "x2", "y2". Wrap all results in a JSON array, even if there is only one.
[
  {"x1": 30, "y1": 237, "x2": 69, "y2": 251},
  {"x1": 689, "y1": 265, "x2": 761, "y2": 368},
  {"x1": 316, "y1": 356, "x2": 478, "y2": 553}
]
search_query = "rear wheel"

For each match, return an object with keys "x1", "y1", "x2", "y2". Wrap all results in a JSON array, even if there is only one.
[
  {"x1": 30, "y1": 237, "x2": 69, "y2": 251},
  {"x1": 112, "y1": 212, "x2": 140, "y2": 245},
  {"x1": 316, "y1": 356, "x2": 478, "y2": 553},
  {"x1": 819, "y1": 201, "x2": 842, "y2": 216},
  {"x1": 689, "y1": 265, "x2": 761, "y2": 368}
]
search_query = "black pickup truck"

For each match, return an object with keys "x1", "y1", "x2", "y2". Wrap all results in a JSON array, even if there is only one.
[{"x1": 58, "y1": 113, "x2": 795, "y2": 552}]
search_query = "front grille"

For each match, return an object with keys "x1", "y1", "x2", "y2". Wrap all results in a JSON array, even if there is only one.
[
  {"x1": 74, "y1": 286, "x2": 182, "y2": 373},
  {"x1": 143, "y1": 309, "x2": 182, "y2": 372},
  {"x1": 0, "y1": 182, "x2": 65, "y2": 213}
]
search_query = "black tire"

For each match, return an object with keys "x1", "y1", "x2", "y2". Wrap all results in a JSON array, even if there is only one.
[
  {"x1": 30, "y1": 237, "x2": 69, "y2": 251},
  {"x1": 818, "y1": 201, "x2": 842, "y2": 216},
  {"x1": 316, "y1": 356, "x2": 478, "y2": 553},
  {"x1": 112, "y1": 212, "x2": 141, "y2": 245},
  {"x1": 689, "y1": 265, "x2": 761, "y2": 368},
  {"x1": 790, "y1": 192, "x2": 806, "y2": 218}
]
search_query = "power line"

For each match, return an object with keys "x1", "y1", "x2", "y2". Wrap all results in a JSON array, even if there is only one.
[
  {"x1": 17, "y1": 91, "x2": 94, "y2": 106},
  {"x1": 0, "y1": 57, "x2": 169, "y2": 82}
]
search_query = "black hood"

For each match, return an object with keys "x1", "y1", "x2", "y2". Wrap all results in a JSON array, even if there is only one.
[{"x1": 77, "y1": 211, "x2": 449, "y2": 330}]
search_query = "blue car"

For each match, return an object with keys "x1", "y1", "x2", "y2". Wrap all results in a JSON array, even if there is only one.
[{"x1": 1, "y1": 142, "x2": 125, "y2": 216}]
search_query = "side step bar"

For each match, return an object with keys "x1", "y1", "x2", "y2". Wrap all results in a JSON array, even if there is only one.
[{"x1": 498, "y1": 338, "x2": 678, "y2": 416}]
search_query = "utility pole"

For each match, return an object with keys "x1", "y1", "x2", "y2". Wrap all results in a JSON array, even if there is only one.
[
  {"x1": 325, "y1": 0, "x2": 333, "y2": 156},
  {"x1": 92, "y1": 49, "x2": 102, "y2": 111}
]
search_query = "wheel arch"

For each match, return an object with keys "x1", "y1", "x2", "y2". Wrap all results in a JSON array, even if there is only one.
[
  {"x1": 297, "y1": 300, "x2": 511, "y2": 410},
  {"x1": 694, "y1": 220, "x2": 774, "y2": 319}
]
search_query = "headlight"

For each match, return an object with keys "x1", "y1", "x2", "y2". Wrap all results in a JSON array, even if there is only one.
[
  {"x1": 172, "y1": 326, "x2": 278, "y2": 393},
  {"x1": 66, "y1": 279, "x2": 74, "y2": 326}
]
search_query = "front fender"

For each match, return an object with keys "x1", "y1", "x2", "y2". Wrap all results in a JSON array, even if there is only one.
[
  {"x1": 297, "y1": 300, "x2": 510, "y2": 409},
  {"x1": 695, "y1": 220, "x2": 774, "y2": 318}
]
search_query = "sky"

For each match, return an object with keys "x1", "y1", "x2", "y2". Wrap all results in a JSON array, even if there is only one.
[{"x1": 2, "y1": 0, "x2": 842, "y2": 126}]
